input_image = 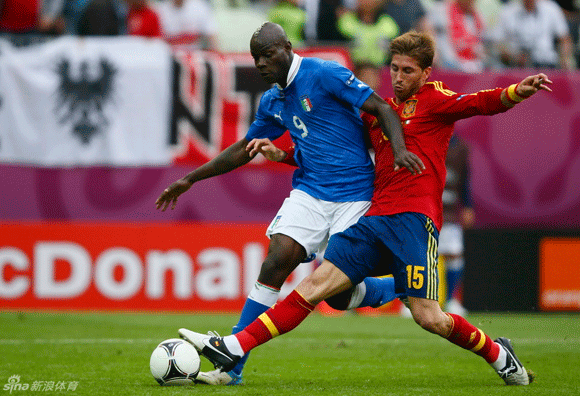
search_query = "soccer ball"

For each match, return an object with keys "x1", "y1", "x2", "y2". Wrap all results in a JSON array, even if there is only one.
[{"x1": 150, "y1": 338, "x2": 201, "y2": 385}]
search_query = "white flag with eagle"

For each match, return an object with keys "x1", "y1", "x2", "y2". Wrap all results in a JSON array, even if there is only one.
[{"x1": 0, "y1": 36, "x2": 173, "y2": 166}]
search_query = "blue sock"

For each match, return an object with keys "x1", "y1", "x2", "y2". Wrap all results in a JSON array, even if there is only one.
[
  {"x1": 358, "y1": 276, "x2": 399, "y2": 308},
  {"x1": 229, "y1": 298, "x2": 270, "y2": 376},
  {"x1": 446, "y1": 269, "x2": 462, "y2": 301}
]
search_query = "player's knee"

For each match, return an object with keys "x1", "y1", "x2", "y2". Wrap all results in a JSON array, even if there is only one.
[
  {"x1": 269, "y1": 234, "x2": 306, "y2": 261},
  {"x1": 257, "y1": 247, "x2": 304, "y2": 287},
  {"x1": 259, "y1": 256, "x2": 282, "y2": 275}
]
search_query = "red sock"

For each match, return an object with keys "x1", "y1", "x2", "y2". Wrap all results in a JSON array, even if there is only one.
[
  {"x1": 235, "y1": 290, "x2": 315, "y2": 353},
  {"x1": 444, "y1": 313, "x2": 500, "y2": 363}
]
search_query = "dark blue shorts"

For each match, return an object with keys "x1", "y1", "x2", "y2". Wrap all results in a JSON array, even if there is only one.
[{"x1": 324, "y1": 212, "x2": 440, "y2": 300}]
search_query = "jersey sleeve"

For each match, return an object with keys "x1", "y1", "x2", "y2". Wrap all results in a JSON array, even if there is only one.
[
  {"x1": 245, "y1": 94, "x2": 288, "y2": 141},
  {"x1": 429, "y1": 81, "x2": 510, "y2": 122},
  {"x1": 318, "y1": 61, "x2": 374, "y2": 109}
]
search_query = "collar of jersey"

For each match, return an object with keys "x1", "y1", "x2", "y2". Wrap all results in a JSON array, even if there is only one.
[{"x1": 275, "y1": 54, "x2": 302, "y2": 92}]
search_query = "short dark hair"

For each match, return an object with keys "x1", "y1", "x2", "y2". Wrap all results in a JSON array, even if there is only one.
[{"x1": 390, "y1": 31, "x2": 436, "y2": 70}]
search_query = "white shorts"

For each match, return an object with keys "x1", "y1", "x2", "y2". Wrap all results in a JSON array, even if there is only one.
[
  {"x1": 438, "y1": 222, "x2": 464, "y2": 256},
  {"x1": 266, "y1": 189, "x2": 371, "y2": 259}
]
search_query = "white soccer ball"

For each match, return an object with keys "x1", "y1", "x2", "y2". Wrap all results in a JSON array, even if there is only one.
[{"x1": 150, "y1": 338, "x2": 201, "y2": 386}]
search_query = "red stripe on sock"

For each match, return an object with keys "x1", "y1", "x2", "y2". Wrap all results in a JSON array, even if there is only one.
[
  {"x1": 445, "y1": 313, "x2": 500, "y2": 363},
  {"x1": 235, "y1": 290, "x2": 315, "y2": 353}
]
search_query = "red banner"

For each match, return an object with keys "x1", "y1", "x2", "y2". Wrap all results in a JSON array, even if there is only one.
[{"x1": 0, "y1": 222, "x2": 315, "y2": 312}]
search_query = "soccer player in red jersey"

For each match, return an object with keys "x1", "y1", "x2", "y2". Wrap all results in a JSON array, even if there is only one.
[{"x1": 179, "y1": 31, "x2": 552, "y2": 385}]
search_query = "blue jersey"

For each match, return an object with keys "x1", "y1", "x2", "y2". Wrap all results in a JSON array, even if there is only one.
[{"x1": 245, "y1": 56, "x2": 375, "y2": 202}]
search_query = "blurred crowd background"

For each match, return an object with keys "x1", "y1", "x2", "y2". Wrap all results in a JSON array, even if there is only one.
[{"x1": 1, "y1": 0, "x2": 578, "y2": 88}]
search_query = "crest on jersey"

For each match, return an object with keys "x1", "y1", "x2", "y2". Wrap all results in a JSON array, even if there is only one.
[
  {"x1": 402, "y1": 99, "x2": 418, "y2": 118},
  {"x1": 300, "y1": 95, "x2": 313, "y2": 112}
]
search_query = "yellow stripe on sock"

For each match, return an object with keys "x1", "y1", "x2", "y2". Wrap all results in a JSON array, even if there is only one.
[
  {"x1": 258, "y1": 313, "x2": 280, "y2": 338},
  {"x1": 470, "y1": 329, "x2": 487, "y2": 352}
]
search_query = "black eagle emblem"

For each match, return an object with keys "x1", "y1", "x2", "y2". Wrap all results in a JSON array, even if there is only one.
[{"x1": 55, "y1": 58, "x2": 117, "y2": 144}]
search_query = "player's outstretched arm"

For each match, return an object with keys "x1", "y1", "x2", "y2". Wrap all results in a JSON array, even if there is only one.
[
  {"x1": 501, "y1": 73, "x2": 553, "y2": 108},
  {"x1": 361, "y1": 92, "x2": 425, "y2": 175},
  {"x1": 155, "y1": 138, "x2": 253, "y2": 211},
  {"x1": 246, "y1": 138, "x2": 288, "y2": 162}
]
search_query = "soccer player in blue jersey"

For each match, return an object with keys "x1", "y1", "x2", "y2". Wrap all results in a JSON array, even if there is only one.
[{"x1": 155, "y1": 22, "x2": 424, "y2": 385}]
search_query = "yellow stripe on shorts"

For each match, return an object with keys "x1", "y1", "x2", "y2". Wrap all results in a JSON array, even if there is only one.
[{"x1": 425, "y1": 218, "x2": 439, "y2": 300}]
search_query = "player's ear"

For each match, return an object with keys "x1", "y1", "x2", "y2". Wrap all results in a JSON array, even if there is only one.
[{"x1": 422, "y1": 66, "x2": 432, "y2": 82}]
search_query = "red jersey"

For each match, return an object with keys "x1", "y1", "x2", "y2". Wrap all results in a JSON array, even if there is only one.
[{"x1": 362, "y1": 81, "x2": 509, "y2": 230}]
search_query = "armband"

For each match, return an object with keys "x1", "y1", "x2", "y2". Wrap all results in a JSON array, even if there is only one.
[{"x1": 506, "y1": 84, "x2": 526, "y2": 103}]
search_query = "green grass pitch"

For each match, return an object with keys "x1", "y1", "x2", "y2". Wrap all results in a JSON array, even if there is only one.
[{"x1": 0, "y1": 311, "x2": 578, "y2": 396}]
